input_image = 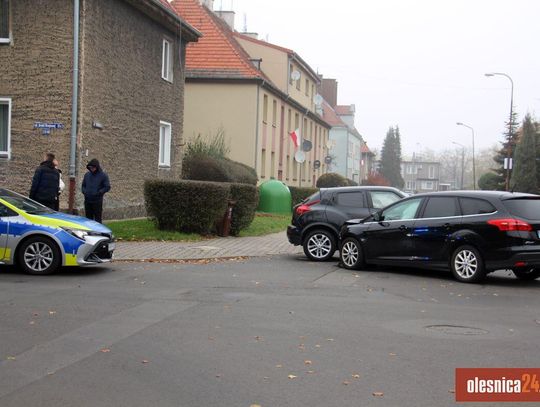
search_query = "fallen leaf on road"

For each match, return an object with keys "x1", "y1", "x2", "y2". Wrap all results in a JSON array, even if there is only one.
[
  {"x1": 315, "y1": 344, "x2": 321, "y2": 348},
  {"x1": 141, "y1": 360, "x2": 150, "y2": 364},
  {"x1": 29, "y1": 321, "x2": 35, "y2": 325},
  {"x1": 307, "y1": 370, "x2": 315, "y2": 374},
  {"x1": 493, "y1": 293, "x2": 499, "y2": 296},
  {"x1": 389, "y1": 353, "x2": 397, "y2": 357},
  {"x1": 373, "y1": 392, "x2": 384, "y2": 397},
  {"x1": 275, "y1": 364, "x2": 282, "y2": 368},
  {"x1": 250, "y1": 404, "x2": 262, "y2": 407},
  {"x1": 288, "y1": 374, "x2": 297, "y2": 379},
  {"x1": 7, "y1": 356, "x2": 16, "y2": 360},
  {"x1": 100, "y1": 348, "x2": 111, "y2": 353},
  {"x1": 254, "y1": 336, "x2": 263, "y2": 341},
  {"x1": 448, "y1": 389, "x2": 455, "y2": 394},
  {"x1": 48, "y1": 311, "x2": 56, "y2": 315},
  {"x1": 326, "y1": 338, "x2": 334, "y2": 342},
  {"x1": 342, "y1": 381, "x2": 350, "y2": 385},
  {"x1": 352, "y1": 374, "x2": 360, "y2": 379},
  {"x1": 304, "y1": 360, "x2": 312, "y2": 365},
  {"x1": 215, "y1": 374, "x2": 221, "y2": 378},
  {"x1": 33, "y1": 313, "x2": 39, "y2": 317}
]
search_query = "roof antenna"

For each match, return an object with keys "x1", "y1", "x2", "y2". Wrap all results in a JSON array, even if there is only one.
[{"x1": 243, "y1": 13, "x2": 247, "y2": 32}]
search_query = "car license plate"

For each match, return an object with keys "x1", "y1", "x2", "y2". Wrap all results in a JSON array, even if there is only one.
[{"x1": 108, "y1": 242, "x2": 116, "y2": 252}]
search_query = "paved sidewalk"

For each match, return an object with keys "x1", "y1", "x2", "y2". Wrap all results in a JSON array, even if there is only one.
[{"x1": 114, "y1": 231, "x2": 302, "y2": 261}]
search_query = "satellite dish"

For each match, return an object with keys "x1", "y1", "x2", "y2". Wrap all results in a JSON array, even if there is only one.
[
  {"x1": 291, "y1": 70, "x2": 301, "y2": 81},
  {"x1": 326, "y1": 140, "x2": 334, "y2": 149},
  {"x1": 302, "y1": 139, "x2": 313, "y2": 152},
  {"x1": 313, "y1": 160, "x2": 321, "y2": 170},
  {"x1": 313, "y1": 94, "x2": 323, "y2": 106},
  {"x1": 294, "y1": 150, "x2": 306, "y2": 163},
  {"x1": 324, "y1": 155, "x2": 332, "y2": 164}
]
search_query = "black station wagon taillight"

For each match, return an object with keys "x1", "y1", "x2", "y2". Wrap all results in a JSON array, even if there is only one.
[
  {"x1": 487, "y1": 218, "x2": 532, "y2": 232},
  {"x1": 296, "y1": 200, "x2": 320, "y2": 216}
]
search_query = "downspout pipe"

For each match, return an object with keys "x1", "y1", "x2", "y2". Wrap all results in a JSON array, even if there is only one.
[{"x1": 68, "y1": 0, "x2": 80, "y2": 213}]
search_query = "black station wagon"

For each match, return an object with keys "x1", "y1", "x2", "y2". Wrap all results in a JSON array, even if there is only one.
[{"x1": 339, "y1": 191, "x2": 540, "y2": 283}]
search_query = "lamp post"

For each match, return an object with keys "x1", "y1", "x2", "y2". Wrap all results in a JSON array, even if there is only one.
[
  {"x1": 456, "y1": 122, "x2": 476, "y2": 190},
  {"x1": 452, "y1": 141, "x2": 465, "y2": 190},
  {"x1": 485, "y1": 72, "x2": 514, "y2": 191}
]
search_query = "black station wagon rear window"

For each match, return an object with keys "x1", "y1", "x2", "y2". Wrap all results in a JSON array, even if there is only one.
[
  {"x1": 503, "y1": 199, "x2": 540, "y2": 220},
  {"x1": 459, "y1": 198, "x2": 496, "y2": 215}
]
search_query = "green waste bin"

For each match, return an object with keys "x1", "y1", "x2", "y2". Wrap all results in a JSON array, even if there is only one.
[{"x1": 257, "y1": 180, "x2": 292, "y2": 214}]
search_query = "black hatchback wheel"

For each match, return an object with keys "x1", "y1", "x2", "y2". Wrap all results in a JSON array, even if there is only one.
[
  {"x1": 340, "y1": 237, "x2": 365, "y2": 270},
  {"x1": 512, "y1": 267, "x2": 540, "y2": 281},
  {"x1": 303, "y1": 229, "x2": 336, "y2": 261},
  {"x1": 450, "y1": 245, "x2": 486, "y2": 283}
]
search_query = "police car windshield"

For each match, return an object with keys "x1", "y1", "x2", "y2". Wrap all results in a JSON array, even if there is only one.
[{"x1": 0, "y1": 189, "x2": 54, "y2": 214}]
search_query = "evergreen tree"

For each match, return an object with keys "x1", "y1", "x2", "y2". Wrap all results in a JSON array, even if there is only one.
[
  {"x1": 492, "y1": 110, "x2": 520, "y2": 190},
  {"x1": 379, "y1": 126, "x2": 404, "y2": 188},
  {"x1": 511, "y1": 114, "x2": 537, "y2": 193}
]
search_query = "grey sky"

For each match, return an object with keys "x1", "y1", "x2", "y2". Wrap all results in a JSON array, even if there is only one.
[{"x1": 221, "y1": 0, "x2": 540, "y2": 156}]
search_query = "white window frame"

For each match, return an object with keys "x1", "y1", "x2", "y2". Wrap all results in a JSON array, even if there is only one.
[
  {"x1": 161, "y1": 38, "x2": 173, "y2": 82},
  {"x1": 422, "y1": 181, "x2": 434, "y2": 190},
  {"x1": 428, "y1": 165, "x2": 435, "y2": 179},
  {"x1": 0, "y1": 0, "x2": 10, "y2": 44},
  {"x1": 159, "y1": 121, "x2": 172, "y2": 168},
  {"x1": 0, "y1": 97, "x2": 11, "y2": 159}
]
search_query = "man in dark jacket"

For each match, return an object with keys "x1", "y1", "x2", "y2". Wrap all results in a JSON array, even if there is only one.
[
  {"x1": 29, "y1": 153, "x2": 60, "y2": 210},
  {"x1": 82, "y1": 159, "x2": 111, "y2": 223}
]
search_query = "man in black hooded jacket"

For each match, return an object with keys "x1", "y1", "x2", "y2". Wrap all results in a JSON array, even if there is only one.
[
  {"x1": 82, "y1": 159, "x2": 110, "y2": 223},
  {"x1": 29, "y1": 153, "x2": 60, "y2": 210}
]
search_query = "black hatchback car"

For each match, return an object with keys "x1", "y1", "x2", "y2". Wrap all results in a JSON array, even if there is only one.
[
  {"x1": 339, "y1": 191, "x2": 540, "y2": 283},
  {"x1": 287, "y1": 186, "x2": 406, "y2": 261}
]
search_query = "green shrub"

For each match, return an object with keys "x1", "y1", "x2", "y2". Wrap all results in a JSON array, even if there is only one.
[
  {"x1": 316, "y1": 173, "x2": 349, "y2": 188},
  {"x1": 185, "y1": 130, "x2": 229, "y2": 159},
  {"x1": 229, "y1": 183, "x2": 259, "y2": 236},
  {"x1": 289, "y1": 186, "x2": 318, "y2": 208},
  {"x1": 145, "y1": 180, "x2": 230, "y2": 234},
  {"x1": 183, "y1": 155, "x2": 257, "y2": 185}
]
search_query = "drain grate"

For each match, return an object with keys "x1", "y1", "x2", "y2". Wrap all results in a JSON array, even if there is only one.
[{"x1": 425, "y1": 325, "x2": 489, "y2": 336}]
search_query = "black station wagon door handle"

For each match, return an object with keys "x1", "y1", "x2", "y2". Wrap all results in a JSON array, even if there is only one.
[{"x1": 399, "y1": 225, "x2": 408, "y2": 231}]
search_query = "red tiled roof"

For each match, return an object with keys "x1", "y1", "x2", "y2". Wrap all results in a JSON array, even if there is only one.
[
  {"x1": 171, "y1": 0, "x2": 263, "y2": 79},
  {"x1": 234, "y1": 32, "x2": 294, "y2": 54},
  {"x1": 361, "y1": 143, "x2": 374, "y2": 154},
  {"x1": 322, "y1": 101, "x2": 346, "y2": 127},
  {"x1": 335, "y1": 105, "x2": 353, "y2": 115}
]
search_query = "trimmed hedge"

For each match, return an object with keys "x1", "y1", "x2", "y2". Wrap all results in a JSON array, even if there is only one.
[
  {"x1": 145, "y1": 180, "x2": 230, "y2": 234},
  {"x1": 183, "y1": 155, "x2": 258, "y2": 185},
  {"x1": 145, "y1": 180, "x2": 259, "y2": 235},
  {"x1": 289, "y1": 186, "x2": 318, "y2": 208},
  {"x1": 229, "y1": 183, "x2": 259, "y2": 236},
  {"x1": 316, "y1": 173, "x2": 349, "y2": 188}
]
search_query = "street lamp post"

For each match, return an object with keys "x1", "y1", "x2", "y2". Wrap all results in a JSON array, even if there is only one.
[
  {"x1": 456, "y1": 122, "x2": 476, "y2": 190},
  {"x1": 485, "y1": 72, "x2": 514, "y2": 191},
  {"x1": 452, "y1": 141, "x2": 465, "y2": 189}
]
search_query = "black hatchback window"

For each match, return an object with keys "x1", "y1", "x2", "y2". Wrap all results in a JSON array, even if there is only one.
[
  {"x1": 336, "y1": 192, "x2": 365, "y2": 207},
  {"x1": 421, "y1": 197, "x2": 459, "y2": 218},
  {"x1": 503, "y1": 199, "x2": 540, "y2": 220},
  {"x1": 459, "y1": 198, "x2": 496, "y2": 215}
]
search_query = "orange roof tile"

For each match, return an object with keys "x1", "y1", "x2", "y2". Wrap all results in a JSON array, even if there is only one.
[
  {"x1": 322, "y1": 101, "x2": 347, "y2": 127},
  {"x1": 171, "y1": 0, "x2": 263, "y2": 79},
  {"x1": 335, "y1": 105, "x2": 353, "y2": 115}
]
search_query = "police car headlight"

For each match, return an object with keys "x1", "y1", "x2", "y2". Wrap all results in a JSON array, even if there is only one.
[{"x1": 61, "y1": 227, "x2": 89, "y2": 240}]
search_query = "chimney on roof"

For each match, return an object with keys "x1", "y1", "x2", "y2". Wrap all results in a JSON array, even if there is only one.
[
  {"x1": 320, "y1": 78, "x2": 338, "y2": 108},
  {"x1": 242, "y1": 32, "x2": 259, "y2": 40},
  {"x1": 215, "y1": 10, "x2": 235, "y2": 30},
  {"x1": 199, "y1": 0, "x2": 214, "y2": 9}
]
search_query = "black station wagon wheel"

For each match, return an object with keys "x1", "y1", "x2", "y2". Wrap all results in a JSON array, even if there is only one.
[
  {"x1": 17, "y1": 236, "x2": 61, "y2": 275},
  {"x1": 340, "y1": 237, "x2": 365, "y2": 270},
  {"x1": 512, "y1": 267, "x2": 540, "y2": 281},
  {"x1": 450, "y1": 245, "x2": 486, "y2": 283},
  {"x1": 303, "y1": 229, "x2": 336, "y2": 261}
]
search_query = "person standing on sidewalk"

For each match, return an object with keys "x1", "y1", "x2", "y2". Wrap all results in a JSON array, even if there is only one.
[
  {"x1": 52, "y1": 158, "x2": 65, "y2": 211},
  {"x1": 29, "y1": 153, "x2": 60, "y2": 210},
  {"x1": 82, "y1": 159, "x2": 110, "y2": 223}
]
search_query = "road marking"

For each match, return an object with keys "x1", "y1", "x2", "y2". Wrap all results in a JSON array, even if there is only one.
[{"x1": 0, "y1": 300, "x2": 197, "y2": 399}]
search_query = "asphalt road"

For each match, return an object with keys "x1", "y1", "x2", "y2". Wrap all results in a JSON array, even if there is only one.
[{"x1": 0, "y1": 255, "x2": 539, "y2": 407}]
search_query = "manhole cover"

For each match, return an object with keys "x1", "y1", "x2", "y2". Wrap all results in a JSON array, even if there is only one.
[{"x1": 425, "y1": 325, "x2": 489, "y2": 336}]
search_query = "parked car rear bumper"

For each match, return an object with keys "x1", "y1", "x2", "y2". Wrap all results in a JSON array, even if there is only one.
[
  {"x1": 287, "y1": 225, "x2": 302, "y2": 246},
  {"x1": 486, "y1": 249, "x2": 540, "y2": 270}
]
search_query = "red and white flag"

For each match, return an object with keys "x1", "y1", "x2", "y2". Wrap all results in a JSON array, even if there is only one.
[{"x1": 290, "y1": 128, "x2": 300, "y2": 148}]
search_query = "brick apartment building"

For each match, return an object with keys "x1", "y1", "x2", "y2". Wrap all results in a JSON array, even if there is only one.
[{"x1": 0, "y1": 0, "x2": 199, "y2": 218}]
